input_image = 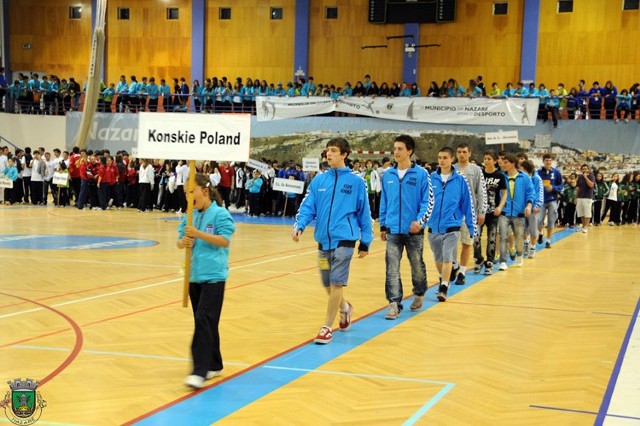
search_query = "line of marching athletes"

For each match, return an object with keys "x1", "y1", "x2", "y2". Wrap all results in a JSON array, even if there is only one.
[{"x1": 289, "y1": 136, "x2": 629, "y2": 345}]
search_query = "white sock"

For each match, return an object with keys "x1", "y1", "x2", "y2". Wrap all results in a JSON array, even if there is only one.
[
  {"x1": 459, "y1": 266, "x2": 466, "y2": 275},
  {"x1": 441, "y1": 280, "x2": 450, "y2": 288}
]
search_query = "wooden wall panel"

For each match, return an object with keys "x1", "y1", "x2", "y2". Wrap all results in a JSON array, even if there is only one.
[
  {"x1": 418, "y1": 0, "x2": 524, "y2": 93},
  {"x1": 105, "y1": 0, "x2": 192, "y2": 85},
  {"x1": 309, "y1": 0, "x2": 404, "y2": 89},
  {"x1": 9, "y1": 0, "x2": 92, "y2": 81},
  {"x1": 537, "y1": 1, "x2": 640, "y2": 91},
  {"x1": 204, "y1": 0, "x2": 296, "y2": 85}
]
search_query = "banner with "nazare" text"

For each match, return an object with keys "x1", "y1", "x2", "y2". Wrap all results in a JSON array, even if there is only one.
[
  {"x1": 137, "y1": 112, "x2": 251, "y2": 161},
  {"x1": 256, "y1": 96, "x2": 539, "y2": 127}
]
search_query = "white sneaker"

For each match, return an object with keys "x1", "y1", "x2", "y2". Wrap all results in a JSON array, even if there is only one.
[
  {"x1": 184, "y1": 374, "x2": 205, "y2": 389},
  {"x1": 515, "y1": 256, "x2": 524, "y2": 267},
  {"x1": 206, "y1": 370, "x2": 222, "y2": 380},
  {"x1": 498, "y1": 262, "x2": 508, "y2": 271},
  {"x1": 528, "y1": 248, "x2": 536, "y2": 259},
  {"x1": 582, "y1": 228, "x2": 587, "y2": 233}
]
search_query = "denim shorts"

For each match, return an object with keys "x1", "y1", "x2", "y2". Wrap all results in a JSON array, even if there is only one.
[
  {"x1": 318, "y1": 246, "x2": 354, "y2": 287},
  {"x1": 427, "y1": 231, "x2": 460, "y2": 263}
]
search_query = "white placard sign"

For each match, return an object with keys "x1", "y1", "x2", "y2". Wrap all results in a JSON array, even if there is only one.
[
  {"x1": 485, "y1": 130, "x2": 519, "y2": 145},
  {"x1": 302, "y1": 157, "x2": 320, "y2": 172},
  {"x1": 0, "y1": 177, "x2": 13, "y2": 189},
  {"x1": 137, "y1": 112, "x2": 251, "y2": 161},
  {"x1": 272, "y1": 177, "x2": 305, "y2": 195},
  {"x1": 131, "y1": 147, "x2": 138, "y2": 157},
  {"x1": 52, "y1": 172, "x2": 70, "y2": 186},
  {"x1": 247, "y1": 158, "x2": 270, "y2": 174}
]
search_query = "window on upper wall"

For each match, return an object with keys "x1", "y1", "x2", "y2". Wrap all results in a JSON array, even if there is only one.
[
  {"x1": 270, "y1": 7, "x2": 283, "y2": 20},
  {"x1": 166, "y1": 8, "x2": 179, "y2": 20},
  {"x1": 493, "y1": 2, "x2": 508, "y2": 15},
  {"x1": 558, "y1": 0, "x2": 573, "y2": 13},
  {"x1": 117, "y1": 7, "x2": 130, "y2": 20},
  {"x1": 325, "y1": 6, "x2": 338, "y2": 19},
  {"x1": 623, "y1": 0, "x2": 640, "y2": 10},
  {"x1": 69, "y1": 6, "x2": 82, "y2": 19},
  {"x1": 219, "y1": 7, "x2": 231, "y2": 20}
]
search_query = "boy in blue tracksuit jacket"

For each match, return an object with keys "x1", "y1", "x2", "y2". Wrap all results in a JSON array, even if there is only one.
[
  {"x1": 293, "y1": 137, "x2": 373, "y2": 345},
  {"x1": 419, "y1": 147, "x2": 475, "y2": 302},
  {"x1": 498, "y1": 154, "x2": 535, "y2": 271},
  {"x1": 537, "y1": 153, "x2": 564, "y2": 247},
  {"x1": 379, "y1": 135, "x2": 433, "y2": 318}
]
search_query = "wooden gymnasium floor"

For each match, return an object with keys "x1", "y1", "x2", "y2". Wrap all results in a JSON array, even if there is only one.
[{"x1": 0, "y1": 203, "x2": 638, "y2": 425}]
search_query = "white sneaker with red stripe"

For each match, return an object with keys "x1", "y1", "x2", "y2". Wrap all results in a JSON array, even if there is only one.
[{"x1": 314, "y1": 326, "x2": 333, "y2": 344}]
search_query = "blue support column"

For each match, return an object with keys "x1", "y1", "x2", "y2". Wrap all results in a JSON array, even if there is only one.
[
  {"x1": 402, "y1": 23, "x2": 419, "y2": 84},
  {"x1": 520, "y1": 0, "x2": 540, "y2": 82},
  {"x1": 191, "y1": 0, "x2": 205, "y2": 85},
  {"x1": 293, "y1": 0, "x2": 310, "y2": 82},
  {"x1": 2, "y1": 0, "x2": 10, "y2": 81},
  {"x1": 91, "y1": 0, "x2": 105, "y2": 80}
]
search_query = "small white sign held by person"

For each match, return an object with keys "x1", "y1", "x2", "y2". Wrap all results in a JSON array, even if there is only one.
[
  {"x1": 137, "y1": 113, "x2": 251, "y2": 161},
  {"x1": 485, "y1": 130, "x2": 519, "y2": 145},
  {"x1": 52, "y1": 172, "x2": 70, "y2": 186},
  {"x1": 0, "y1": 176, "x2": 13, "y2": 189},
  {"x1": 247, "y1": 158, "x2": 270, "y2": 174},
  {"x1": 302, "y1": 157, "x2": 319, "y2": 172},
  {"x1": 137, "y1": 112, "x2": 251, "y2": 308},
  {"x1": 272, "y1": 177, "x2": 305, "y2": 195}
]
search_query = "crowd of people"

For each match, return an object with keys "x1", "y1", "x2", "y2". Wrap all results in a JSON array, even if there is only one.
[{"x1": 2, "y1": 69, "x2": 640, "y2": 123}]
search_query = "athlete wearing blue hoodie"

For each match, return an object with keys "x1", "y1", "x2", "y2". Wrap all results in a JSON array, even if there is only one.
[
  {"x1": 293, "y1": 137, "x2": 373, "y2": 345},
  {"x1": 420, "y1": 147, "x2": 475, "y2": 302},
  {"x1": 537, "y1": 153, "x2": 564, "y2": 248},
  {"x1": 379, "y1": 135, "x2": 434, "y2": 319},
  {"x1": 497, "y1": 154, "x2": 535, "y2": 271}
]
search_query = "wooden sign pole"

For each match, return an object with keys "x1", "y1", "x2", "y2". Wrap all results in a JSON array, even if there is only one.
[{"x1": 182, "y1": 160, "x2": 196, "y2": 308}]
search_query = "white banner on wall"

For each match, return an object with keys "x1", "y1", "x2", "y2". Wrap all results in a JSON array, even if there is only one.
[
  {"x1": 272, "y1": 177, "x2": 305, "y2": 194},
  {"x1": 257, "y1": 97, "x2": 335, "y2": 121},
  {"x1": 256, "y1": 96, "x2": 539, "y2": 127},
  {"x1": 137, "y1": 112, "x2": 251, "y2": 162}
]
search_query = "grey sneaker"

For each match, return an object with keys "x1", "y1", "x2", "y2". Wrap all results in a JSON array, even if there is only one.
[
  {"x1": 473, "y1": 262, "x2": 483, "y2": 274},
  {"x1": 410, "y1": 296, "x2": 424, "y2": 311},
  {"x1": 385, "y1": 302, "x2": 400, "y2": 320}
]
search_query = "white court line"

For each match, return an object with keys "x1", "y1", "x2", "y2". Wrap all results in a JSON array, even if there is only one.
[
  {"x1": 0, "y1": 255, "x2": 178, "y2": 268},
  {"x1": 12, "y1": 344, "x2": 250, "y2": 367},
  {"x1": 0, "y1": 250, "x2": 318, "y2": 321}
]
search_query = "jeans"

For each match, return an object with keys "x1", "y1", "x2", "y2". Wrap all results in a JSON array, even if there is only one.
[
  {"x1": 473, "y1": 214, "x2": 499, "y2": 265},
  {"x1": 498, "y1": 216, "x2": 525, "y2": 263},
  {"x1": 385, "y1": 233, "x2": 427, "y2": 310}
]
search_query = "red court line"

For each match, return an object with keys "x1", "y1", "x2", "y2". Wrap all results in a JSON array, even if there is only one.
[{"x1": 0, "y1": 292, "x2": 83, "y2": 387}]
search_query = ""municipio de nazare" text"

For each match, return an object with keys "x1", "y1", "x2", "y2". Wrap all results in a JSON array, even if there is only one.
[{"x1": 147, "y1": 129, "x2": 241, "y2": 145}]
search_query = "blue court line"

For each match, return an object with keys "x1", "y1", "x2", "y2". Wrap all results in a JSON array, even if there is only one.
[
  {"x1": 595, "y1": 296, "x2": 640, "y2": 426},
  {"x1": 133, "y1": 228, "x2": 576, "y2": 425}
]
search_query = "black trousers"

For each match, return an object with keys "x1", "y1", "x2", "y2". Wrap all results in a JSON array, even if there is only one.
[{"x1": 189, "y1": 281, "x2": 225, "y2": 378}]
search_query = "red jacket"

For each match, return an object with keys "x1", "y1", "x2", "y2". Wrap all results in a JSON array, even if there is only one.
[
  {"x1": 103, "y1": 164, "x2": 118, "y2": 185},
  {"x1": 69, "y1": 153, "x2": 81, "y2": 178},
  {"x1": 219, "y1": 165, "x2": 234, "y2": 188}
]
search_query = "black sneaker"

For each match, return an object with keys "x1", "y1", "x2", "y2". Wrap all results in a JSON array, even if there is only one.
[
  {"x1": 449, "y1": 266, "x2": 459, "y2": 282},
  {"x1": 545, "y1": 241, "x2": 551, "y2": 249},
  {"x1": 437, "y1": 284, "x2": 448, "y2": 302},
  {"x1": 455, "y1": 273, "x2": 466, "y2": 286},
  {"x1": 537, "y1": 234, "x2": 543, "y2": 244},
  {"x1": 484, "y1": 261, "x2": 493, "y2": 275}
]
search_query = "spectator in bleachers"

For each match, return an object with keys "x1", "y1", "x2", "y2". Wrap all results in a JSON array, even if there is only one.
[{"x1": 603, "y1": 80, "x2": 618, "y2": 120}]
